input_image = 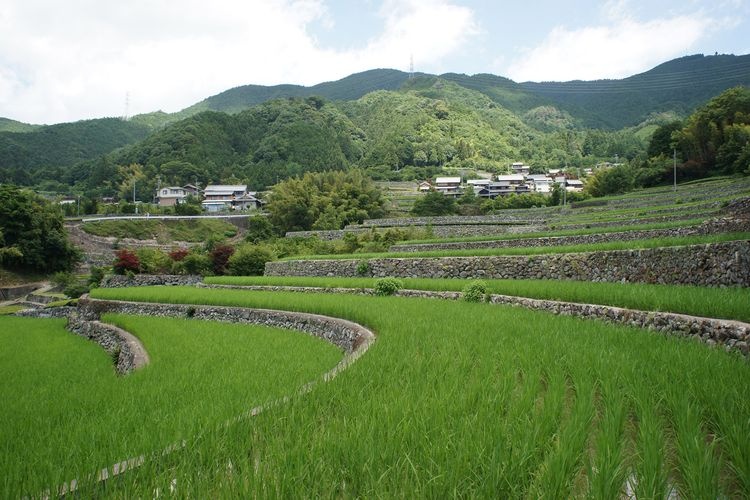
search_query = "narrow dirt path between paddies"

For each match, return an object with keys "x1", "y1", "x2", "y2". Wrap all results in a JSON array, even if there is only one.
[{"x1": 86, "y1": 286, "x2": 750, "y2": 498}]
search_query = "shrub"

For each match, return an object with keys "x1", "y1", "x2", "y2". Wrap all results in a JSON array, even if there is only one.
[
  {"x1": 210, "y1": 244, "x2": 235, "y2": 275},
  {"x1": 113, "y1": 249, "x2": 140, "y2": 275},
  {"x1": 135, "y1": 248, "x2": 171, "y2": 274},
  {"x1": 228, "y1": 245, "x2": 275, "y2": 276},
  {"x1": 374, "y1": 277, "x2": 403, "y2": 296},
  {"x1": 178, "y1": 252, "x2": 212, "y2": 276},
  {"x1": 462, "y1": 280, "x2": 488, "y2": 303},
  {"x1": 52, "y1": 271, "x2": 75, "y2": 289},
  {"x1": 245, "y1": 215, "x2": 276, "y2": 243},
  {"x1": 63, "y1": 282, "x2": 89, "y2": 299},
  {"x1": 356, "y1": 260, "x2": 370, "y2": 276},
  {"x1": 169, "y1": 248, "x2": 189, "y2": 261},
  {"x1": 88, "y1": 266, "x2": 105, "y2": 288}
]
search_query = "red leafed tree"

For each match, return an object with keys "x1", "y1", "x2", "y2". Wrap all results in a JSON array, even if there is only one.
[
  {"x1": 210, "y1": 244, "x2": 235, "y2": 275},
  {"x1": 113, "y1": 249, "x2": 140, "y2": 275},
  {"x1": 169, "y1": 248, "x2": 189, "y2": 261}
]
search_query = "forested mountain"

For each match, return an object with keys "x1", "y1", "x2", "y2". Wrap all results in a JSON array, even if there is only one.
[
  {"x1": 521, "y1": 54, "x2": 750, "y2": 129},
  {"x1": 0, "y1": 118, "x2": 151, "y2": 184},
  {"x1": 0, "y1": 53, "x2": 747, "y2": 194},
  {"x1": 164, "y1": 53, "x2": 750, "y2": 130},
  {"x1": 0, "y1": 117, "x2": 40, "y2": 133},
  {"x1": 67, "y1": 97, "x2": 364, "y2": 198}
]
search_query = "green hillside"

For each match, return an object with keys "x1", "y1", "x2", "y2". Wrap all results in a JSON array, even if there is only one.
[
  {"x1": 0, "y1": 118, "x2": 151, "y2": 184},
  {"x1": 0, "y1": 117, "x2": 40, "y2": 133},
  {"x1": 71, "y1": 97, "x2": 365, "y2": 196},
  {"x1": 521, "y1": 54, "x2": 750, "y2": 128}
]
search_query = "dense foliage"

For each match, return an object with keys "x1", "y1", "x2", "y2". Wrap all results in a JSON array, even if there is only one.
[
  {"x1": 267, "y1": 169, "x2": 385, "y2": 233},
  {"x1": 0, "y1": 118, "x2": 150, "y2": 185},
  {"x1": 0, "y1": 184, "x2": 79, "y2": 272}
]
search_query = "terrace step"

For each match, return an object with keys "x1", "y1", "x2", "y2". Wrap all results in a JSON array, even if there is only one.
[{"x1": 204, "y1": 283, "x2": 750, "y2": 356}]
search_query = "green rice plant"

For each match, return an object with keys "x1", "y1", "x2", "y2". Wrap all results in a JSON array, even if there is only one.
[
  {"x1": 669, "y1": 394, "x2": 722, "y2": 499},
  {"x1": 10, "y1": 286, "x2": 750, "y2": 496},
  {"x1": 0, "y1": 304, "x2": 24, "y2": 315},
  {"x1": 585, "y1": 382, "x2": 629, "y2": 499},
  {"x1": 205, "y1": 276, "x2": 750, "y2": 323},
  {"x1": 632, "y1": 395, "x2": 671, "y2": 499},
  {"x1": 0, "y1": 314, "x2": 340, "y2": 496},
  {"x1": 399, "y1": 218, "x2": 707, "y2": 245}
]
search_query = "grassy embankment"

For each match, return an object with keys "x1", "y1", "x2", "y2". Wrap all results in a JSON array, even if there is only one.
[
  {"x1": 0, "y1": 315, "x2": 341, "y2": 496},
  {"x1": 78, "y1": 287, "x2": 750, "y2": 497},
  {"x1": 81, "y1": 218, "x2": 237, "y2": 243}
]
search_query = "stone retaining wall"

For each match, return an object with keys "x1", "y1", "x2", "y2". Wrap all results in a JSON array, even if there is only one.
[
  {"x1": 16, "y1": 307, "x2": 146, "y2": 374},
  {"x1": 100, "y1": 274, "x2": 203, "y2": 288},
  {"x1": 389, "y1": 216, "x2": 749, "y2": 252},
  {"x1": 77, "y1": 297, "x2": 374, "y2": 354},
  {"x1": 349, "y1": 214, "x2": 546, "y2": 228},
  {"x1": 285, "y1": 224, "x2": 546, "y2": 240},
  {"x1": 265, "y1": 240, "x2": 750, "y2": 287},
  {"x1": 204, "y1": 284, "x2": 750, "y2": 355}
]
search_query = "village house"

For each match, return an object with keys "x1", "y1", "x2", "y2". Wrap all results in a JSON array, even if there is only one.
[
  {"x1": 417, "y1": 181, "x2": 433, "y2": 192},
  {"x1": 511, "y1": 162, "x2": 531, "y2": 175},
  {"x1": 156, "y1": 186, "x2": 189, "y2": 207},
  {"x1": 565, "y1": 179, "x2": 584, "y2": 192},
  {"x1": 201, "y1": 184, "x2": 250, "y2": 212},
  {"x1": 434, "y1": 177, "x2": 462, "y2": 197},
  {"x1": 527, "y1": 174, "x2": 553, "y2": 193}
]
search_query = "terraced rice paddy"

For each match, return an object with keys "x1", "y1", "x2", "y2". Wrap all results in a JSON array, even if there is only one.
[
  {"x1": 69, "y1": 287, "x2": 750, "y2": 497},
  {"x1": 0, "y1": 315, "x2": 341, "y2": 496},
  {"x1": 279, "y1": 231, "x2": 750, "y2": 260},
  {"x1": 205, "y1": 276, "x2": 750, "y2": 323},
  {"x1": 5, "y1": 176, "x2": 750, "y2": 497}
]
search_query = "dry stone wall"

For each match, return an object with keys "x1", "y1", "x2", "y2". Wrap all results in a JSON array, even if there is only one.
[
  {"x1": 265, "y1": 240, "x2": 750, "y2": 287},
  {"x1": 77, "y1": 297, "x2": 373, "y2": 354},
  {"x1": 16, "y1": 307, "x2": 146, "y2": 374},
  {"x1": 204, "y1": 285, "x2": 750, "y2": 355},
  {"x1": 101, "y1": 274, "x2": 203, "y2": 288},
  {"x1": 390, "y1": 216, "x2": 749, "y2": 252}
]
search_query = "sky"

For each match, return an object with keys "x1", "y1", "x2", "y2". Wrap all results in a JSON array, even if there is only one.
[{"x1": 0, "y1": 0, "x2": 748, "y2": 124}]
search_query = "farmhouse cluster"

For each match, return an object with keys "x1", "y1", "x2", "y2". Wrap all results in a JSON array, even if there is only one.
[
  {"x1": 154, "y1": 184, "x2": 263, "y2": 212},
  {"x1": 419, "y1": 163, "x2": 584, "y2": 198}
]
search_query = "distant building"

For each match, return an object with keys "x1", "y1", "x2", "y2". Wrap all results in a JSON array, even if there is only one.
[
  {"x1": 495, "y1": 174, "x2": 525, "y2": 186},
  {"x1": 511, "y1": 162, "x2": 531, "y2": 175},
  {"x1": 527, "y1": 174, "x2": 553, "y2": 194},
  {"x1": 566, "y1": 179, "x2": 584, "y2": 192},
  {"x1": 156, "y1": 186, "x2": 189, "y2": 207},
  {"x1": 417, "y1": 181, "x2": 433, "y2": 192},
  {"x1": 201, "y1": 184, "x2": 249, "y2": 212},
  {"x1": 434, "y1": 177, "x2": 462, "y2": 197}
]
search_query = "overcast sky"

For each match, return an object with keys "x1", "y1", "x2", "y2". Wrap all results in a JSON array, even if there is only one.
[{"x1": 1, "y1": 0, "x2": 748, "y2": 124}]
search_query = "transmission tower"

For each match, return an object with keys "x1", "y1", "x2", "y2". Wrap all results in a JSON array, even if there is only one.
[
  {"x1": 123, "y1": 92, "x2": 130, "y2": 121},
  {"x1": 409, "y1": 54, "x2": 414, "y2": 79}
]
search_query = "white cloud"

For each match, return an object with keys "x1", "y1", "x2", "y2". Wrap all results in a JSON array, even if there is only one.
[
  {"x1": 0, "y1": 0, "x2": 477, "y2": 124},
  {"x1": 505, "y1": 5, "x2": 721, "y2": 82}
]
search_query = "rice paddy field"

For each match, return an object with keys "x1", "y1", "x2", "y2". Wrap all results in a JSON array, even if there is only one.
[
  {"x1": 205, "y1": 276, "x2": 750, "y2": 323},
  {"x1": 4, "y1": 176, "x2": 750, "y2": 497},
  {"x1": 0, "y1": 314, "x2": 341, "y2": 497},
  {"x1": 40, "y1": 286, "x2": 748, "y2": 497}
]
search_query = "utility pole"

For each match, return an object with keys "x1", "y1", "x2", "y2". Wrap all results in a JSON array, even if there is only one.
[
  {"x1": 133, "y1": 180, "x2": 138, "y2": 214},
  {"x1": 673, "y1": 148, "x2": 677, "y2": 192}
]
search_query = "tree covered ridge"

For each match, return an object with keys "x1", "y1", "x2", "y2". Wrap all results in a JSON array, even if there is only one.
[{"x1": 0, "y1": 185, "x2": 80, "y2": 273}]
